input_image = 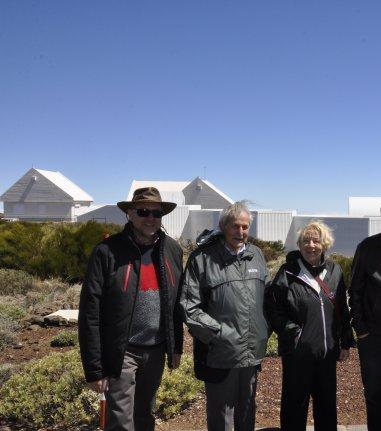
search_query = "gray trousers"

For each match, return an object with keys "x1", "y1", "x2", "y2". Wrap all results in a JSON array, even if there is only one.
[
  {"x1": 205, "y1": 366, "x2": 258, "y2": 431},
  {"x1": 105, "y1": 344, "x2": 165, "y2": 431}
]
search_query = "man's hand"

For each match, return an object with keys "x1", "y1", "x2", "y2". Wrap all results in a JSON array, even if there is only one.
[
  {"x1": 338, "y1": 349, "x2": 350, "y2": 362},
  {"x1": 88, "y1": 377, "x2": 109, "y2": 393},
  {"x1": 171, "y1": 354, "x2": 182, "y2": 370}
]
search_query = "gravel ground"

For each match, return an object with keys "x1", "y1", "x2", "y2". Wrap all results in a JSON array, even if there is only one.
[
  {"x1": 0, "y1": 328, "x2": 367, "y2": 430},
  {"x1": 159, "y1": 345, "x2": 367, "y2": 430}
]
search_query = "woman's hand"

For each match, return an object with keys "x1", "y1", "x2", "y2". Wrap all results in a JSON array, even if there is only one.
[{"x1": 338, "y1": 349, "x2": 350, "y2": 362}]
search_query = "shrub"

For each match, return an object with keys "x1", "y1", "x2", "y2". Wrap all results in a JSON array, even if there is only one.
[
  {"x1": 247, "y1": 237, "x2": 285, "y2": 262},
  {"x1": 156, "y1": 354, "x2": 203, "y2": 419},
  {"x1": 50, "y1": 330, "x2": 78, "y2": 347},
  {"x1": 0, "y1": 349, "x2": 98, "y2": 428},
  {"x1": 0, "y1": 350, "x2": 204, "y2": 427},
  {"x1": 266, "y1": 332, "x2": 279, "y2": 357},
  {"x1": 25, "y1": 282, "x2": 81, "y2": 317},
  {"x1": 267, "y1": 255, "x2": 286, "y2": 279},
  {"x1": 0, "y1": 221, "x2": 121, "y2": 281},
  {"x1": 0, "y1": 304, "x2": 27, "y2": 322},
  {"x1": 0, "y1": 363, "x2": 18, "y2": 386},
  {"x1": 329, "y1": 253, "x2": 353, "y2": 287},
  {"x1": 0, "y1": 268, "x2": 37, "y2": 295},
  {"x1": 0, "y1": 316, "x2": 19, "y2": 350}
]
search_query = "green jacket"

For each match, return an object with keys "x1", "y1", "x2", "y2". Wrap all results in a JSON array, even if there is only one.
[{"x1": 180, "y1": 231, "x2": 270, "y2": 373}]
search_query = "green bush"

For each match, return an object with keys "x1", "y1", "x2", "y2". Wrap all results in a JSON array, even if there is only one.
[
  {"x1": 247, "y1": 237, "x2": 285, "y2": 262},
  {"x1": 329, "y1": 253, "x2": 353, "y2": 287},
  {"x1": 0, "y1": 316, "x2": 19, "y2": 350},
  {"x1": 266, "y1": 332, "x2": 278, "y2": 357},
  {"x1": 0, "y1": 268, "x2": 36, "y2": 295},
  {"x1": 0, "y1": 349, "x2": 204, "y2": 427},
  {"x1": 0, "y1": 220, "x2": 121, "y2": 281},
  {"x1": 0, "y1": 304, "x2": 27, "y2": 322},
  {"x1": 0, "y1": 363, "x2": 18, "y2": 386},
  {"x1": 0, "y1": 349, "x2": 98, "y2": 428},
  {"x1": 267, "y1": 255, "x2": 286, "y2": 279},
  {"x1": 25, "y1": 282, "x2": 81, "y2": 317},
  {"x1": 50, "y1": 330, "x2": 78, "y2": 347},
  {"x1": 156, "y1": 354, "x2": 203, "y2": 419}
]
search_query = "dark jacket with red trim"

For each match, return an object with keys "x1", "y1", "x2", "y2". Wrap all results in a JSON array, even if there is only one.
[
  {"x1": 78, "y1": 223, "x2": 184, "y2": 382},
  {"x1": 265, "y1": 250, "x2": 355, "y2": 358}
]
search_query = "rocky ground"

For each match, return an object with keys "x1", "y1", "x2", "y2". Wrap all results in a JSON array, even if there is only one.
[{"x1": 0, "y1": 326, "x2": 367, "y2": 430}]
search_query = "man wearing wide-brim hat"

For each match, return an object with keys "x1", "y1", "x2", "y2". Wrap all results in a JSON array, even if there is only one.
[{"x1": 79, "y1": 187, "x2": 183, "y2": 431}]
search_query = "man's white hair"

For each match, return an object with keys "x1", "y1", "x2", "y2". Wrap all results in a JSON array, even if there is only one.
[{"x1": 219, "y1": 201, "x2": 253, "y2": 228}]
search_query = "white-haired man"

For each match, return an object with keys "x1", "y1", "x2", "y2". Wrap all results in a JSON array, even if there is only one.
[{"x1": 181, "y1": 201, "x2": 270, "y2": 431}]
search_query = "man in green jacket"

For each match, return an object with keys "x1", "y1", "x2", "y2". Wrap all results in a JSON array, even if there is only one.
[{"x1": 180, "y1": 201, "x2": 270, "y2": 431}]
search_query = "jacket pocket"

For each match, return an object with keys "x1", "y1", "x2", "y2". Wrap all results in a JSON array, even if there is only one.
[
  {"x1": 279, "y1": 324, "x2": 302, "y2": 355},
  {"x1": 207, "y1": 322, "x2": 242, "y2": 367}
]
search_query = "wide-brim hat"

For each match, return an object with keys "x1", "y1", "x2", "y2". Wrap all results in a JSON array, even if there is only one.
[{"x1": 117, "y1": 187, "x2": 177, "y2": 215}]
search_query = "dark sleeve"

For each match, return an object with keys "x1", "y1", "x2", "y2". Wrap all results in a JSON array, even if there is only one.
[
  {"x1": 349, "y1": 242, "x2": 369, "y2": 336},
  {"x1": 78, "y1": 245, "x2": 107, "y2": 382},
  {"x1": 336, "y1": 270, "x2": 355, "y2": 349},
  {"x1": 180, "y1": 251, "x2": 222, "y2": 344},
  {"x1": 173, "y1": 248, "x2": 184, "y2": 355},
  {"x1": 264, "y1": 267, "x2": 301, "y2": 335}
]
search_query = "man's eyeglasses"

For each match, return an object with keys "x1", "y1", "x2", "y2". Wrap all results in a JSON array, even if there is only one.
[{"x1": 135, "y1": 208, "x2": 164, "y2": 219}]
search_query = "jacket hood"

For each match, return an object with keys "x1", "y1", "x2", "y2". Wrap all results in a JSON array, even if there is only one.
[
  {"x1": 286, "y1": 249, "x2": 327, "y2": 277},
  {"x1": 196, "y1": 229, "x2": 224, "y2": 247}
]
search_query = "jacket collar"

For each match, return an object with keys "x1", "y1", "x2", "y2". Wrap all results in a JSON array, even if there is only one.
[{"x1": 121, "y1": 222, "x2": 165, "y2": 248}]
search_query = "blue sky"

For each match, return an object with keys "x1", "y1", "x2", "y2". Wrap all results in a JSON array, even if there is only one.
[{"x1": 1, "y1": 1, "x2": 380, "y2": 213}]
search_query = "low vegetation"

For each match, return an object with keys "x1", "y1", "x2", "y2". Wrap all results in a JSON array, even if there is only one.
[
  {"x1": 0, "y1": 350, "x2": 98, "y2": 429},
  {"x1": 0, "y1": 220, "x2": 121, "y2": 281},
  {"x1": 0, "y1": 350, "x2": 202, "y2": 428},
  {"x1": 0, "y1": 220, "x2": 355, "y2": 428},
  {"x1": 156, "y1": 354, "x2": 203, "y2": 418},
  {"x1": 50, "y1": 330, "x2": 78, "y2": 347}
]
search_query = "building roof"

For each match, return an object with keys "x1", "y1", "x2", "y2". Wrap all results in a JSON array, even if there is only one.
[
  {"x1": 201, "y1": 179, "x2": 234, "y2": 205},
  {"x1": 126, "y1": 178, "x2": 234, "y2": 207},
  {"x1": 35, "y1": 169, "x2": 93, "y2": 202},
  {"x1": 127, "y1": 180, "x2": 190, "y2": 205}
]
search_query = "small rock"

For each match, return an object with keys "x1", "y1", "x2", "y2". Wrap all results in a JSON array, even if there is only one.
[
  {"x1": 13, "y1": 342, "x2": 23, "y2": 349},
  {"x1": 44, "y1": 315, "x2": 67, "y2": 326},
  {"x1": 30, "y1": 316, "x2": 45, "y2": 326},
  {"x1": 28, "y1": 324, "x2": 41, "y2": 331},
  {"x1": 68, "y1": 318, "x2": 78, "y2": 326}
]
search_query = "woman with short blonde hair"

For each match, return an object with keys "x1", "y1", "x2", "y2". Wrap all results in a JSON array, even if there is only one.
[{"x1": 265, "y1": 220, "x2": 354, "y2": 431}]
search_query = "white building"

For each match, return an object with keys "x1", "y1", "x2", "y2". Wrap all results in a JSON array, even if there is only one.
[
  {"x1": 348, "y1": 197, "x2": 381, "y2": 217},
  {"x1": 0, "y1": 168, "x2": 93, "y2": 222},
  {"x1": 3, "y1": 169, "x2": 381, "y2": 256},
  {"x1": 77, "y1": 177, "x2": 235, "y2": 237}
]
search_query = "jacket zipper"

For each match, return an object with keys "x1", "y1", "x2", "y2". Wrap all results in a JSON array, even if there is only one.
[
  {"x1": 287, "y1": 270, "x2": 328, "y2": 356},
  {"x1": 320, "y1": 295, "x2": 328, "y2": 358},
  {"x1": 165, "y1": 258, "x2": 175, "y2": 287},
  {"x1": 123, "y1": 263, "x2": 132, "y2": 292}
]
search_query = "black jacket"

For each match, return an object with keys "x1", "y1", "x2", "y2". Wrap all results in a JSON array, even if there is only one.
[
  {"x1": 265, "y1": 251, "x2": 354, "y2": 358},
  {"x1": 78, "y1": 223, "x2": 183, "y2": 382},
  {"x1": 349, "y1": 233, "x2": 381, "y2": 336}
]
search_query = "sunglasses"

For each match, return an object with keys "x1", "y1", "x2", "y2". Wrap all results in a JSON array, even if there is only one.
[{"x1": 135, "y1": 208, "x2": 164, "y2": 219}]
